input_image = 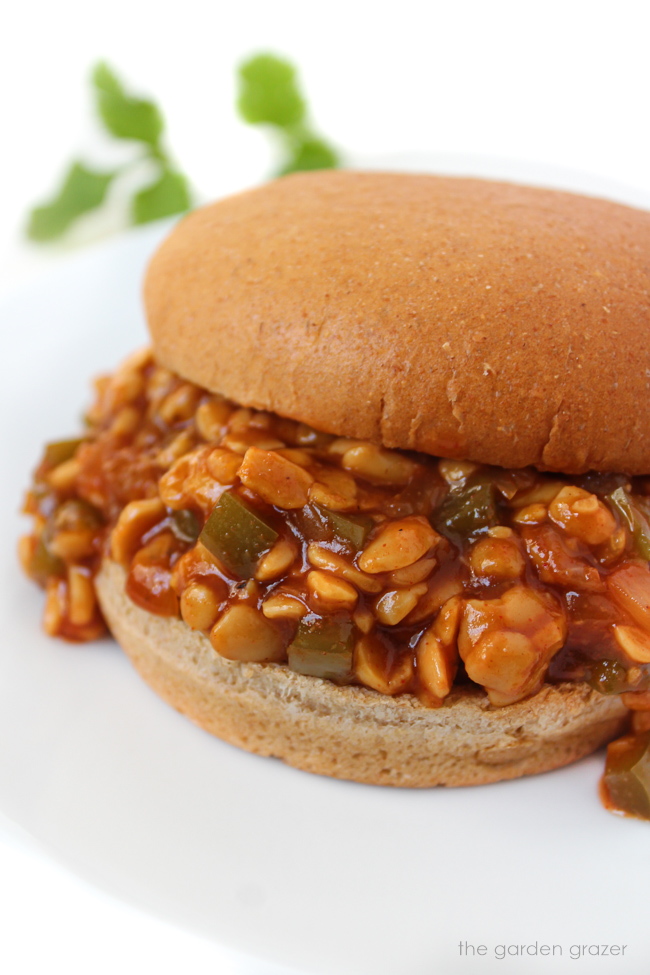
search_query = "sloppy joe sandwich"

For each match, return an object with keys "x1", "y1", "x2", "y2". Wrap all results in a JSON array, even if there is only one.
[{"x1": 20, "y1": 171, "x2": 650, "y2": 815}]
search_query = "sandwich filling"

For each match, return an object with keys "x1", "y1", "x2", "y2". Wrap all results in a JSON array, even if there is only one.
[{"x1": 20, "y1": 349, "x2": 650, "y2": 812}]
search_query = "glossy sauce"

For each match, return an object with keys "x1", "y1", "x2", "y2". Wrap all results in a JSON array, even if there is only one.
[{"x1": 20, "y1": 350, "x2": 650, "y2": 814}]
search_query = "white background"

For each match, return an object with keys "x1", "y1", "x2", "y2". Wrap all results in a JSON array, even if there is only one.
[{"x1": 2, "y1": 1, "x2": 650, "y2": 973}]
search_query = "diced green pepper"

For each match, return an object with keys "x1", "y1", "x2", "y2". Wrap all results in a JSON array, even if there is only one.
[
  {"x1": 290, "y1": 503, "x2": 332, "y2": 543},
  {"x1": 586, "y1": 658, "x2": 629, "y2": 695},
  {"x1": 44, "y1": 438, "x2": 84, "y2": 467},
  {"x1": 199, "y1": 491, "x2": 277, "y2": 578},
  {"x1": 604, "y1": 732, "x2": 650, "y2": 820},
  {"x1": 29, "y1": 537, "x2": 65, "y2": 584},
  {"x1": 381, "y1": 472, "x2": 444, "y2": 519},
  {"x1": 55, "y1": 498, "x2": 103, "y2": 530},
  {"x1": 607, "y1": 487, "x2": 636, "y2": 533},
  {"x1": 171, "y1": 508, "x2": 201, "y2": 544},
  {"x1": 287, "y1": 618, "x2": 354, "y2": 683},
  {"x1": 631, "y1": 499, "x2": 650, "y2": 560},
  {"x1": 321, "y1": 508, "x2": 373, "y2": 550},
  {"x1": 576, "y1": 472, "x2": 629, "y2": 497},
  {"x1": 607, "y1": 487, "x2": 650, "y2": 560},
  {"x1": 291, "y1": 503, "x2": 373, "y2": 551},
  {"x1": 434, "y1": 475, "x2": 497, "y2": 538}
]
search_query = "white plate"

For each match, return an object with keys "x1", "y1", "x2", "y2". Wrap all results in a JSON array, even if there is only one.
[{"x1": 2, "y1": 162, "x2": 650, "y2": 975}]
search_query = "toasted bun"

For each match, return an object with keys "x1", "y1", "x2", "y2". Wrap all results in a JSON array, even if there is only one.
[
  {"x1": 95, "y1": 560, "x2": 627, "y2": 787},
  {"x1": 145, "y1": 171, "x2": 650, "y2": 475}
]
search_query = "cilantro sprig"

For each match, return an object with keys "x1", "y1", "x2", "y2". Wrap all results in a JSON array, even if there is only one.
[
  {"x1": 27, "y1": 62, "x2": 192, "y2": 242},
  {"x1": 237, "y1": 54, "x2": 340, "y2": 176},
  {"x1": 27, "y1": 163, "x2": 115, "y2": 242},
  {"x1": 27, "y1": 54, "x2": 340, "y2": 244}
]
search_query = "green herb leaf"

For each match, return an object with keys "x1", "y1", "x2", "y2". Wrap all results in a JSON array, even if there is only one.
[
  {"x1": 26, "y1": 162, "x2": 114, "y2": 241},
  {"x1": 237, "y1": 54, "x2": 306, "y2": 127},
  {"x1": 131, "y1": 167, "x2": 191, "y2": 224},
  {"x1": 237, "y1": 53, "x2": 340, "y2": 177},
  {"x1": 280, "y1": 136, "x2": 340, "y2": 176},
  {"x1": 92, "y1": 61, "x2": 164, "y2": 146},
  {"x1": 92, "y1": 61, "x2": 122, "y2": 96}
]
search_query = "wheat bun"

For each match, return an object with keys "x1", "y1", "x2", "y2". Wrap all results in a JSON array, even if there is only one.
[
  {"x1": 145, "y1": 170, "x2": 650, "y2": 475},
  {"x1": 131, "y1": 172, "x2": 640, "y2": 785},
  {"x1": 96, "y1": 561, "x2": 627, "y2": 786}
]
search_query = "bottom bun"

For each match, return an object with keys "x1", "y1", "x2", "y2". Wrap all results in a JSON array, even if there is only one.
[{"x1": 96, "y1": 560, "x2": 628, "y2": 787}]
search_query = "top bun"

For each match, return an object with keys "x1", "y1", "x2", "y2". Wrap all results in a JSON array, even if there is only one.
[{"x1": 145, "y1": 171, "x2": 650, "y2": 474}]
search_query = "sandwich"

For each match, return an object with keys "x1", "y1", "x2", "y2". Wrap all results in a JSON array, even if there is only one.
[{"x1": 20, "y1": 171, "x2": 650, "y2": 815}]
